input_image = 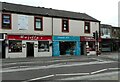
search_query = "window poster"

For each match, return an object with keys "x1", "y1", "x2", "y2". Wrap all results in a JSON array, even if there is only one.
[
  {"x1": 3, "y1": 19, "x2": 10, "y2": 24},
  {"x1": 18, "y1": 15, "x2": 28, "y2": 30}
]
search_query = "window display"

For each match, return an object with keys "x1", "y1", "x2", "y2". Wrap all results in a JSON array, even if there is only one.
[
  {"x1": 38, "y1": 41, "x2": 49, "y2": 52},
  {"x1": 88, "y1": 42, "x2": 95, "y2": 51},
  {"x1": 9, "y1": 40, "x2": 22, "y2": 52},
  {"x1": 2, "y1": 14, "x2": 11, "y2": 29}
]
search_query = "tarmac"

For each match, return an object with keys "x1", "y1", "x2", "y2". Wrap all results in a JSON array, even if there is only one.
[{"x1": 1, "y1": 52, "x2": 120, "y2": 81}]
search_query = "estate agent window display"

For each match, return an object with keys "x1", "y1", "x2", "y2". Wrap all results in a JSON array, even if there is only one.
[
  {"x1": 2, "y1": 13, "x2": 11, "y2": 29},
  {"x1": 38, "y1": 41, "x2": 49, "y2": 52}
]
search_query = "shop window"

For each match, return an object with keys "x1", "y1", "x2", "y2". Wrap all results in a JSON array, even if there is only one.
[
  {"x1": 9, "y1": 40, "x2": 22, "y2": 53},
  {"x1": 34, "y1": 17, "x2": 43, "y2": 31},
  {"x1": 62, "y1": 19, "x2": 69, "y2": 32},
  {"x1": 2, "y1": 13, "x2": 11, "y2": 29},
  {"x1": 84, "y1": 22, "x2": 90, "y2": 33},
  {"x1": 88, "y1": 42, "x2": 95, "y2": 51},
  {"x1": 38, "y1": 41, "x2": 49, "y2": 52}
]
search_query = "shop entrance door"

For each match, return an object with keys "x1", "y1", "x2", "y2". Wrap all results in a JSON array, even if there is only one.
[
  {"x1": 59, "y1": 41, "x2": 75, "y2": 55},
  {"x1": 2, "y1": 41, "x2": 5, "y2": 58},
  {"x1": 81, "y1": 42, "x2": 85, "y2": 55},
  {"x1": 27, "y1": 42, "x2": 34, "y2": 57}
]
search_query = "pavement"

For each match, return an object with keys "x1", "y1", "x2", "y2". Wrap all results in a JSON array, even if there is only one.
[
  {"x1": 99, "y1": 52, "x2": 119, "y2": 62},
  {"x1": 1, "y1": 52, "x2": 119, "y2": 62}
]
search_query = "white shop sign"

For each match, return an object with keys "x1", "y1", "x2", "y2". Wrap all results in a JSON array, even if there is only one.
[{"x1": 18, "y1": 15, "x2": 28, "y2": 30}]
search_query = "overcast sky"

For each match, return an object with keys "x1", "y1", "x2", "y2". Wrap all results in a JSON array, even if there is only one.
[{"x1": 0, "y1": 0, "x2": 119, "y2": 26}]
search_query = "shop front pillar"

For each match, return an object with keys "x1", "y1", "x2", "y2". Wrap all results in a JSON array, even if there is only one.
[
  {"x1": 52, "y1": 41, "x2": 60, "y2": 56},
  {"x1": 75, "y1": 41, "x2": 81, "y2": 56}
]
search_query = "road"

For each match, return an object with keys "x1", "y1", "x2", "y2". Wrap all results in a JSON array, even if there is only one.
[{"x1": 1, "y1": 52, "x2": 120, "y2": 82}]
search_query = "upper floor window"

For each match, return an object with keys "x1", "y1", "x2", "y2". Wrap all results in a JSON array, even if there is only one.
[
  {"x1": 101, "y1": 28, "x2": 110, "y2": 35},
  {"x1": 2, "y1": 13, "x2": 11, "y2": 29},
  {"x1": 34, "y1": 17, "x2": 43, "y2": 31},
  {"x1": 84, "y1": 21, "x2": 90, "y2": 33},
  {"x1": 62, "y1": 19, "x2": 69, "y2": 32}
]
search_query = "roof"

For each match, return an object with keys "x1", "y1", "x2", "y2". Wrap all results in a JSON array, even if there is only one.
[
  {"x1": 101, "y1": 24, "x2": 120, "y2": 29},
  {"x1": 100, "y1": 24, "x2": 112, "y2": 28},
  {"x1": 0, "y1": 2, "x2": 100, "y2": 22}
]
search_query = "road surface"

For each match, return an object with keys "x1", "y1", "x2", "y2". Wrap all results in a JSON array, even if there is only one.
[{"x1": 1, "y1": 52, "x2": 120, "y2": 82}]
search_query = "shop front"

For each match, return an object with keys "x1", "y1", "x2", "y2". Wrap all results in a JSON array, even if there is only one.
[
  {"x1": 5, "y1": 35, "x2": 52, "y2": 58},
  {"x1": 111, "y1": 39, "x2": 120, "y2": 52},
  {"x1": 80, "y1": 36, "x2": 100, "y2": 55},
  {"x1": 101, "y1": 39, "x2": 112, "y2": 52},
  {"x1": 53, "y1": 36, "x2": 80, "y2": 56}
]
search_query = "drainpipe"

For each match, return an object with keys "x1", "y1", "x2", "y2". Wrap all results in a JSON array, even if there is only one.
[
  {"x1": 52, "y1": 17, "x2": 53, "y2": 36},
  {"x1": 52, "y1": 17, "x2": 53, "y2": 56}
]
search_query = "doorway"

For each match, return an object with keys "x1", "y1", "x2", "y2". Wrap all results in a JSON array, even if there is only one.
[
  {"x1": 27, "y1": 42, "x2": 34, "y2": 57},
  {"x1": 81, "y1": 42, "x2": 85, "y2": 55},
  {"x1": 59, "y1": 41, "x2": 75, "y2": 55},
  {"x1": 2, "y1": 41, "x2": 5, "y2": 58}
]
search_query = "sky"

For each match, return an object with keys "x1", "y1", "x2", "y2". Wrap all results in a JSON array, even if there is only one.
[{"x1": 0, "y1": 0, "x2": 119, "y2": 27}]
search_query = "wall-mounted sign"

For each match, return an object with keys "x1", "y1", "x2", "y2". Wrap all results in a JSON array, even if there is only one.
[
  {"x1": 18, "y1": 15, "x2": 28, "y2": 30},
  {"x1": 53, "y1": 36, "x2": 80, "y2": 41},
  {"x1": 81, "y1": 36, "x2": 95, "y2": 42},
  {"x1": 7, "y1": 35, "x2": 52, "y2": 41},
  {"x1": 80, "y1": 36, "x2": 101, "y2": 42}
]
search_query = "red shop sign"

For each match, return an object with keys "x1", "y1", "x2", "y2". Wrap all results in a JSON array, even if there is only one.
[
  {"x1": 80, "y1": 36, "x2": 101, "y2": 42},
  {"x1": 80, "y1": 36, "x2": 95, "y2": 42},
  {"x1": 7, "y1": 35, "x2": 52, "y2": 41}
]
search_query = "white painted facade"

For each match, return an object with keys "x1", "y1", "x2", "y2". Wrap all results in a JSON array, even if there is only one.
[
  {"x1": 0, "y1": 13, "x2": 99, "y2": 37},
  {"x1": 5, "y1": 40, "x2": 52, "y2": 58},
  {"x1": 0, "y1": 13, "x2": 52, "y2": 35},
  {"x1": 0, "y1": 12, "x2": 100, "y2": 58},
  {"x1": 0, "y1": 13, "x2": 53, "y2": 58},
  {"x1": 53, "y1": 18, "x2": 99, "y2": 36}
]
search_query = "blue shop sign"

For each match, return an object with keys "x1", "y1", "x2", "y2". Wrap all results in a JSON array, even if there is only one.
[{"x1": 53, "y1": 36, "x2": 80, "y2": 41}]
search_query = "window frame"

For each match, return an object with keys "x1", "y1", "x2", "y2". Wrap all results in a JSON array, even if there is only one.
[
  {"x1": 62, "y1": 19, "x2": 69, "y2": 32},
  {"x1": 8, "y1": 40, "x2": 22, "y2": 53},
  {"x1": 34, "y1": 16, "x2": 43, "y2": 31},
  {"x1": 38, "y1": 41, "x2": 49, "y2": 52},
  {"x1": 2, "y1": 13, "x2": 12, "y2": 29},
  {"x1": 84, "y1": 21, "x2": 90, "y2": 33}
]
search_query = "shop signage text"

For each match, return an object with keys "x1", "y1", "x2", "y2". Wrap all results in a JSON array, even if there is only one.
[
  {"x1": 7, "y1": 35, "x2": 52, "y2": 41},
  {"x1": 80, "y1": 36, "x2": 101, "y2": 42},
  {"x1": 53, "y1": 36, "x2": 80, "y2": 41}
]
